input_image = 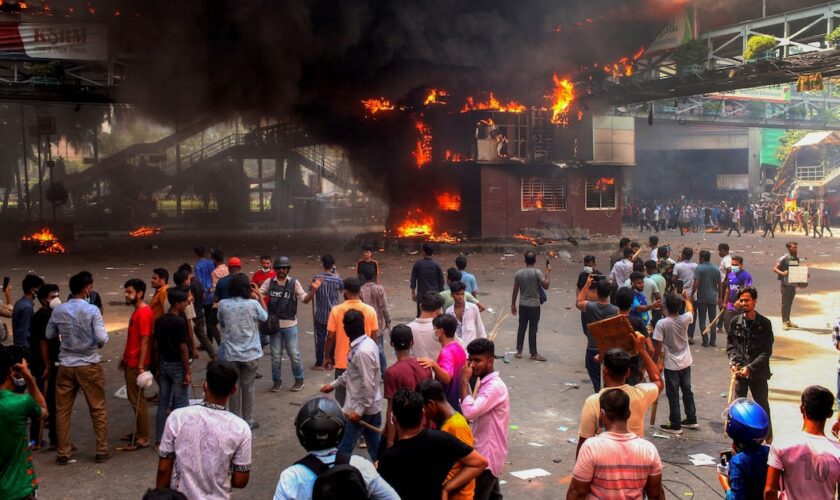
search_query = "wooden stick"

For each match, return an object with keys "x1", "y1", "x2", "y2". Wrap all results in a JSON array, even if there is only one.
[
  {"x1": 723, "y1": 370, "x2": 739, "y2": 438},
  {"x1": 649, "y1": 351, "x2": 663, "y2": 426},
  {"x1": 702, "y1": 307, "x2": 727, "y2": 336},
  {"x1": 357, "y1": 419, "x2": 384, "y2": 434},
  {"x1": 488, "y1": 312, "x2": 509, "y2": 342},
  {"x1": 472, "y1": 376, "x2": 482, "y2": 399},
  {"x1": 631, "y1": 247, "x2": 642, "y2": 261}
]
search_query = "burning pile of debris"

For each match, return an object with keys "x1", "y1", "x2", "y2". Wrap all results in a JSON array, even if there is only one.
[
  {"x1": 129, "y1": 226, "x2": 164, "y2": 237},
  {"x1": 20, "y1": 228, "x2": 67, "y2": 254},
  {"x1": 394, "y1": 209, "x2": 462, "y2": 244},
  {"x1": 513, "y1": 225, "x2": 579, "y2": 247}
]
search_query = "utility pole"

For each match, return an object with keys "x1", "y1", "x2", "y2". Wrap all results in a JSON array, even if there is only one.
[{"x1": 762, "y1": 0, "x2": 767, "y2": 18}]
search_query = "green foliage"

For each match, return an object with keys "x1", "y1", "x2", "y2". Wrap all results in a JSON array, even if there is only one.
[
  {"x1": 672, "y1": 39, "x2": 708, "y2": 66},
  {"x1": 775, "y1": 130, "x2": 811, "y2": 163},
  {"x1": 29, "y1": 61, "x2": 64, "y2": 79},
  {"x1": 826, "y1": 26, "x2": 840, "y2": 47},
  {"x1": 744, "y1": 35, "x2": 777, "y2": 60}
]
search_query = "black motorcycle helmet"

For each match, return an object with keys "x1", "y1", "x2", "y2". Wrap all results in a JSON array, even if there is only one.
[{"x1": 295, "y1": 396, "x2": 346, "y2": 451}]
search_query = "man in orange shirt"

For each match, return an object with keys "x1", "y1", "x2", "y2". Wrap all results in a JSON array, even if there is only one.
[
  {"x1": 324, "y1": 277, "x2": 378, "y2": 407},
  {"x1": 149, "y1": 268, "x2": 170, "y2": 321},
  {"x1": 420, "y1": 378, "x2": 476, "y2": 500},
  {"x1": 121, "y1": 278, "x2": 153, "y2": 449}
]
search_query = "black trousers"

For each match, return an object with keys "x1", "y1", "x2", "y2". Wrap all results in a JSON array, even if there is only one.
[
  {"x1": 516, "y1": 305, "x2": 540, "y2": 355},
  {"x1": 780, "y1": 284, "x2": 796, "y2": 323},
  {"x1": 474, "y1": 469, "x2": 503, "y2": 500},
  {"x1": 735, "y1": 376, "x2": 772, "y2": 440}
]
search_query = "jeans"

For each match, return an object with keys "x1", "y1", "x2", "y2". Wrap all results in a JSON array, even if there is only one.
[
  {"x1": 516, "y1": 305, "x2": 541, "y2": 355},
  {"x1": 229, "y1": 359, "x2": 259, "y2": 424},
  {"x1": 314, "y1": 321, "x2": 328, "y2": 366},
  {"x1": 338, "y1": 412, "x2": 382, "y2": 462},
  {"x1": 780, "y1": 284, "x2": 797, "y2": 323},
  {"x1": 55, "y1": 364, "x2": 108, "y2": 457},
  {"x1": 334, "y1": 368, "x2": 347, "y2": 408},
  {"x1": 697, "y1": 302, "x2": 717, "y2": 345},
  {"x1": 474, "y1": 469, "x2": 503, "y2": 500},
  {"x1": 205, "y1": 305, "x2": 221, "y2": 344},
  {"x1": 376, "y1": 332, "x2": 388, "y2": 376},
  {"x1": 664, "y1": 367, "x2": 696, "y2": 427},
  {"x1": 763, "y1": 222, "x2": 775, "y2": 238},
  {"x1": 156, "y1": 361, "x2": 189, "y2": 443},
  {"x1": 735, "y1": 376, "x2": 772, "y2": 441},
  {"x1": 270, "y1": 325, "x2": 304, "y2": 384},
  {"x1": 585, "y1": 347, "x2": 601, "y2": 392}
]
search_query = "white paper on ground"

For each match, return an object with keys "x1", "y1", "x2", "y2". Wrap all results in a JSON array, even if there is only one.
[
  {"x1": 557, "y1": 426, "x2": 569, "y2": 432},
  {"x1": 510, "y1": 468, "x2": 552, "y2": 480},
  {"x1": 689, "y1": 453, "x2": 715, "y2": 461},
  {"x1": 689, "y1": 458, "x2": 717, "y2": 466},
  {"x1": 528, "y1": 442, "x2": 545, "y2": 447}
]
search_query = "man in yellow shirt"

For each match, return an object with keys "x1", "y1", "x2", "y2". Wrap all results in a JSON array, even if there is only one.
[
  {"x1": 324, "y1": 277, "x2": 378, "y2": 407},
  {"x1": 420, "y1": 378, "x2": 476, "y2": 500}
]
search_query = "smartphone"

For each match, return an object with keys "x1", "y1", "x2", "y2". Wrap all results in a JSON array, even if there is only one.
[
  {"x1": 719, "y1": 450, "x2": 733, "y2": 466},
  {"x1": 2, "y1": 276, "x2": 8, "y2": 292}
]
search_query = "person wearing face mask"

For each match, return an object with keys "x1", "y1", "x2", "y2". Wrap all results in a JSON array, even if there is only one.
[
  {"x1": 119, "y1": 279, "x2": 153, "y2": 450},
  {"x1": 27, "y1": 283, "x2": 60, "y2": 450},
  {"x1": 251, "y1": 255, "x2": 276, "y2": 289},
  {"x1": 46, "y1": 272, "x2": 110, "y2": 465},
  {"x1": 719, "y1": 256, "x2": 752, "y2": 337},
  {"x1": 12, "y1": 274, "x2": 44, "y2": 351}
]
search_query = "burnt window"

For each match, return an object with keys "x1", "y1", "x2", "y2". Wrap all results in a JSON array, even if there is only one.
[
  {"x1": 521, "y1": 177, "x2": 566, "y2": 211},
  {"x1": 585, "y1": 176, "x2": 617, "y2": 209}
]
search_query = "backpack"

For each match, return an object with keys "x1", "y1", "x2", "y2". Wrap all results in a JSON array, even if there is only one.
[{"x1": 295, "y1": 452, "x2": 369, "y2": 500}]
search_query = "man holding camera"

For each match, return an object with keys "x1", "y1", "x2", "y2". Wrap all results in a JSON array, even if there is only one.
[{"x1": 0, "y1": 347, "x2": 47, "y2": 500}]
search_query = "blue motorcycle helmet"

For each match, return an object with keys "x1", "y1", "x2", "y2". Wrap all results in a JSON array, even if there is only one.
[{"x1": 723, "y1": 398, "x2": 770, "y2": 445}]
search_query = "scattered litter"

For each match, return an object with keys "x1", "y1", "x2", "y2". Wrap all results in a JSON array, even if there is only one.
[
  {"x1": 510, "y1": 468, "x2": 551, "y2": 480},
  {"x1": 564, "y1": 382, "x2": 578, "y2": 387},
  {"x1": 289, "y1": 401, "x2": 302, "y2": 406},
  {"x1": 305, "y1": 330, "x2": 314, "y2": 335},
  {"x1": 720, "y1": 392, "x2": 727, "y2": 398},
  {"x1": 67, "y1": 459, "x2": 77, "y2": 464},
  {"x1": 552, "y1": 458, "x2": 562, "y2": 463},
  {"x1": 487, "y1": 307, "x2": 495, "y2": 314},
  {"x1": 683, "y1": 493, "x2": 693, "y2": 496},
  {"x1": 688, "y1": 453, "x2": 717, "y2": 466},
  {"x1": 528, "y1": 442, "x2": 545, "y2": 447},
  {"x1": 499, "y1": 480, "x2": 508, "y2": 485},
  {"x1": 114, "y1": 385, "x2": 128, "y2": 399},
  {"x1": 652, "y1": 431, "x2": 675, "y2": 439},
  {"x1": 503, "y1": 253, "x2": 516, "y2": 257},
  {"x1": 509, "y1": 425, "x2": 519, "y2": 430},
  {"x1": 557, "y1": 426, "x2": 569, "y2": 432},
  {"x1": 408, "y1": 250, "x2": 418, "y2": 255},
  {"x1": 566, "y1": 437, "x2": 578, "y2": 444}
]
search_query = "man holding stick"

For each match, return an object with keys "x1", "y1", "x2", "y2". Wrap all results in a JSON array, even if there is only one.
[
  {"x1": 320, "y1": 309, "x2": 383, "y2": 461},
  {"x1": 726, "y1": 286, "x2": 774, "y2": 443}
]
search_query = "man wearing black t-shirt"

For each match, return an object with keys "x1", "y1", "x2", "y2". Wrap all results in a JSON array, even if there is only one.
[
  {"x1": 576, "y1": 275, "x2": 619, "y2": 392},
  {"x1": 378, "y1": 389, "x2": 487, "y2": 500},
  {"x1": 153, "y1": 288, "x2": 192, "y2": 446}
]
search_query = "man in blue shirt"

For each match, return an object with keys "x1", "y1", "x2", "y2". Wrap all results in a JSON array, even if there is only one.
[
  {"x1": 307, "y1": 254, "x2": 343, "y2": 370},
  {"x1": 455, "y1": 255, "x2": 479, "y2": 296},
  {"x1": 12, "y1": 274, "x2": 43, "y2": 350},
  {"x1": 46, "y1": 272, "x2": 109, "y2": 465}
]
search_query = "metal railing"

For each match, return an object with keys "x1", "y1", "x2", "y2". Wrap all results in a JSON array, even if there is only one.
[{"x1": 796, "y1": 165, "x2": 825, "y2": 180}]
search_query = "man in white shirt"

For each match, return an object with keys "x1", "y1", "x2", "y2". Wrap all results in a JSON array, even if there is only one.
[
  {"x1": 673, "y1": 247, "x2": 699, "y2": 342},
  {"x1": 609, "y1": 248, "x2": 635, "y2": 288},
  {"x1": 156, "y1": 360, "x2": 252, "y2": 500},
  {"x1": 408, "y1": 291, "x2": 444, "y2": 359},
  {"x1": 446, "y1": 281, "x2": 486, "y2": 346},
  {"x1": 652, "y1": 292, "x2": 697, "y2": 435},
  {"x1": 648, "y1": 235, "x2": 659, "y2": 263}
]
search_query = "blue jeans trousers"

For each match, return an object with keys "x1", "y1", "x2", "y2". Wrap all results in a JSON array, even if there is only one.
[
  {"x1": 156, "y1": 361, "x2": 189, "y2": 443},
  {"x1": 270, "y1": 325, "x2": 304, "y2": 384},
  {"x1": 338, "y1": 412, "x2": 382, "y2": 462},
  {"x1": 585, "y1": 347, "x2": 601, "y2": 392}
]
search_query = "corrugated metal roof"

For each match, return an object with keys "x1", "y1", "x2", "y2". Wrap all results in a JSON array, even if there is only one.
[{"x1": 794, "y1": 131, "x2": 836, "y2": 148}]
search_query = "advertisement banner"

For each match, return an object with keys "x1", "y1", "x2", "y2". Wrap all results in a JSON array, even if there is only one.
[
  {"x1": 708, "y1": 84, "x2": 791, "y2": 103},
  {"x1": 646, "y1": 10, "x2": 693, "y2": 55},
  {"x1": 0, "y1": 23, "x2": 107, "y2": 61}
]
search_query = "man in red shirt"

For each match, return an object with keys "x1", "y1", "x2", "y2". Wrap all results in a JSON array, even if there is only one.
[
  {"x1": 383, "y1": 324, "x2": 432, "y2": 447},
  {"x1": 251, "y1": 255, "x2": 276, "y2": 288},
  {"x1": 121, "y1": 278, "x2": 153, "y2": 449}
]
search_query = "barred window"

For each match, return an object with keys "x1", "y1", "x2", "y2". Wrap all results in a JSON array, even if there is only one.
[
  {"x1": 585, "y1": 176, "x2": 617, "y2": 209},
  {"x1": 521, "y1": 177, "x2": 566, "y2": 211}
]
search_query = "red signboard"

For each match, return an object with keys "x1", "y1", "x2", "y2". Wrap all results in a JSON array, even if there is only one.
[{"x1": 0, "y1": 22, "x2": 107, "y2": 61}]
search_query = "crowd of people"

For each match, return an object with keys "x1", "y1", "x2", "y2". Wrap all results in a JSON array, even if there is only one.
[
  {"x1": 624, "y1": 198, "x2": 834, "y2": 239},
  {"x1": 0, "y1": 233, "x2": 839, "y2": 499}
]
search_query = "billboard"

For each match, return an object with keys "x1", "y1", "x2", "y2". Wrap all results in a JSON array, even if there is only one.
[
  {"x1": 0, "y1": 23, "x2": 107, "y2": 61},
  {"x1": 707, "y1": 84, "x2": 792, "y2": 104},
  {"x1": 646, "y1": 10, "x2": 694, "y2": 55}
]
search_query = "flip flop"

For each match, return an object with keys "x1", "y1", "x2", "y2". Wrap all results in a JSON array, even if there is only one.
[{"x1": 120, "y1": 441, "x2": 150, "y2": 452}]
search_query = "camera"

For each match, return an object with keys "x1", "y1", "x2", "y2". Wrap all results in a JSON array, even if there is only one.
[
  {"x1": 590, "y1": 272, "x2": 606, "y2": 282},
  {"x1": 719, "y1": 450, "x2": 732, "y2": 466},
  {"x1": 675, "y1": 279, "x2": 685, "y2": 294}
]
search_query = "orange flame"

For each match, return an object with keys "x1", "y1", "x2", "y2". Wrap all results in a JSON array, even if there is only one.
[
  {"x1": 361, "y1": 98, "x2": 395, "y2": 115},
  {"x1": 129, "y1": 226, "x2": 164, "y2": 237},
  {"x1": 513, "y1": 233, "x2": 555, "y2": 246},
  {"x1": 436, "y1": 192, "x2": 462, "y2": 211},
  {"x1": 412, "y1": 119, "x2": 432, "y2": 168},
  {"x1": 396, "y1": 209, "x2": 460, "y2": 243},
  {"x1": 593, "y1": 177, "x2": 615, "y2": 191},
  {"x1": 549, "y1": 74, "x2": 575, "y2": 125},
  {"x1": 21, "y1": 228, "x2": 67, "y2": 254},
  {"x1": 424, "y1": 89, "x2": 449, "y2": 106},
  {"x1": 603, "y1": 46, "x2": 645, "y2": 78},
  {"x1": 461, "y1": 93, "x2": 526, "y2": 113}
]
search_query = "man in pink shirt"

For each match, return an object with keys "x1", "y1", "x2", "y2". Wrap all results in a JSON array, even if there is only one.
[
  {"x1": 460, "y1": 338, "x2": 509, "y2": 500},
  {"x1": 418, "y1": 314, "x2": 466, "y2": 412},
  {"x1": 567, "y1": 389, "x2": 663, "y2": 499},
  {"x1": 765, "y1": 385, "x2": 840, "y2": 499}
]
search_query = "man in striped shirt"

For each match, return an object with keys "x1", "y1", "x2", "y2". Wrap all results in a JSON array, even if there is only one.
[
  {"x1": 308, "y1": 255, "x2": 343, "y2": 369},
  {"x1": 567, "y1": 389, "x2": 664, "y2": 500}
]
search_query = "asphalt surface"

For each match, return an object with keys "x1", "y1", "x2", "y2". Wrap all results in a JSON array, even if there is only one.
[{"x1": 3, "y1": 226, "x2": 838, "y2": 499}]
